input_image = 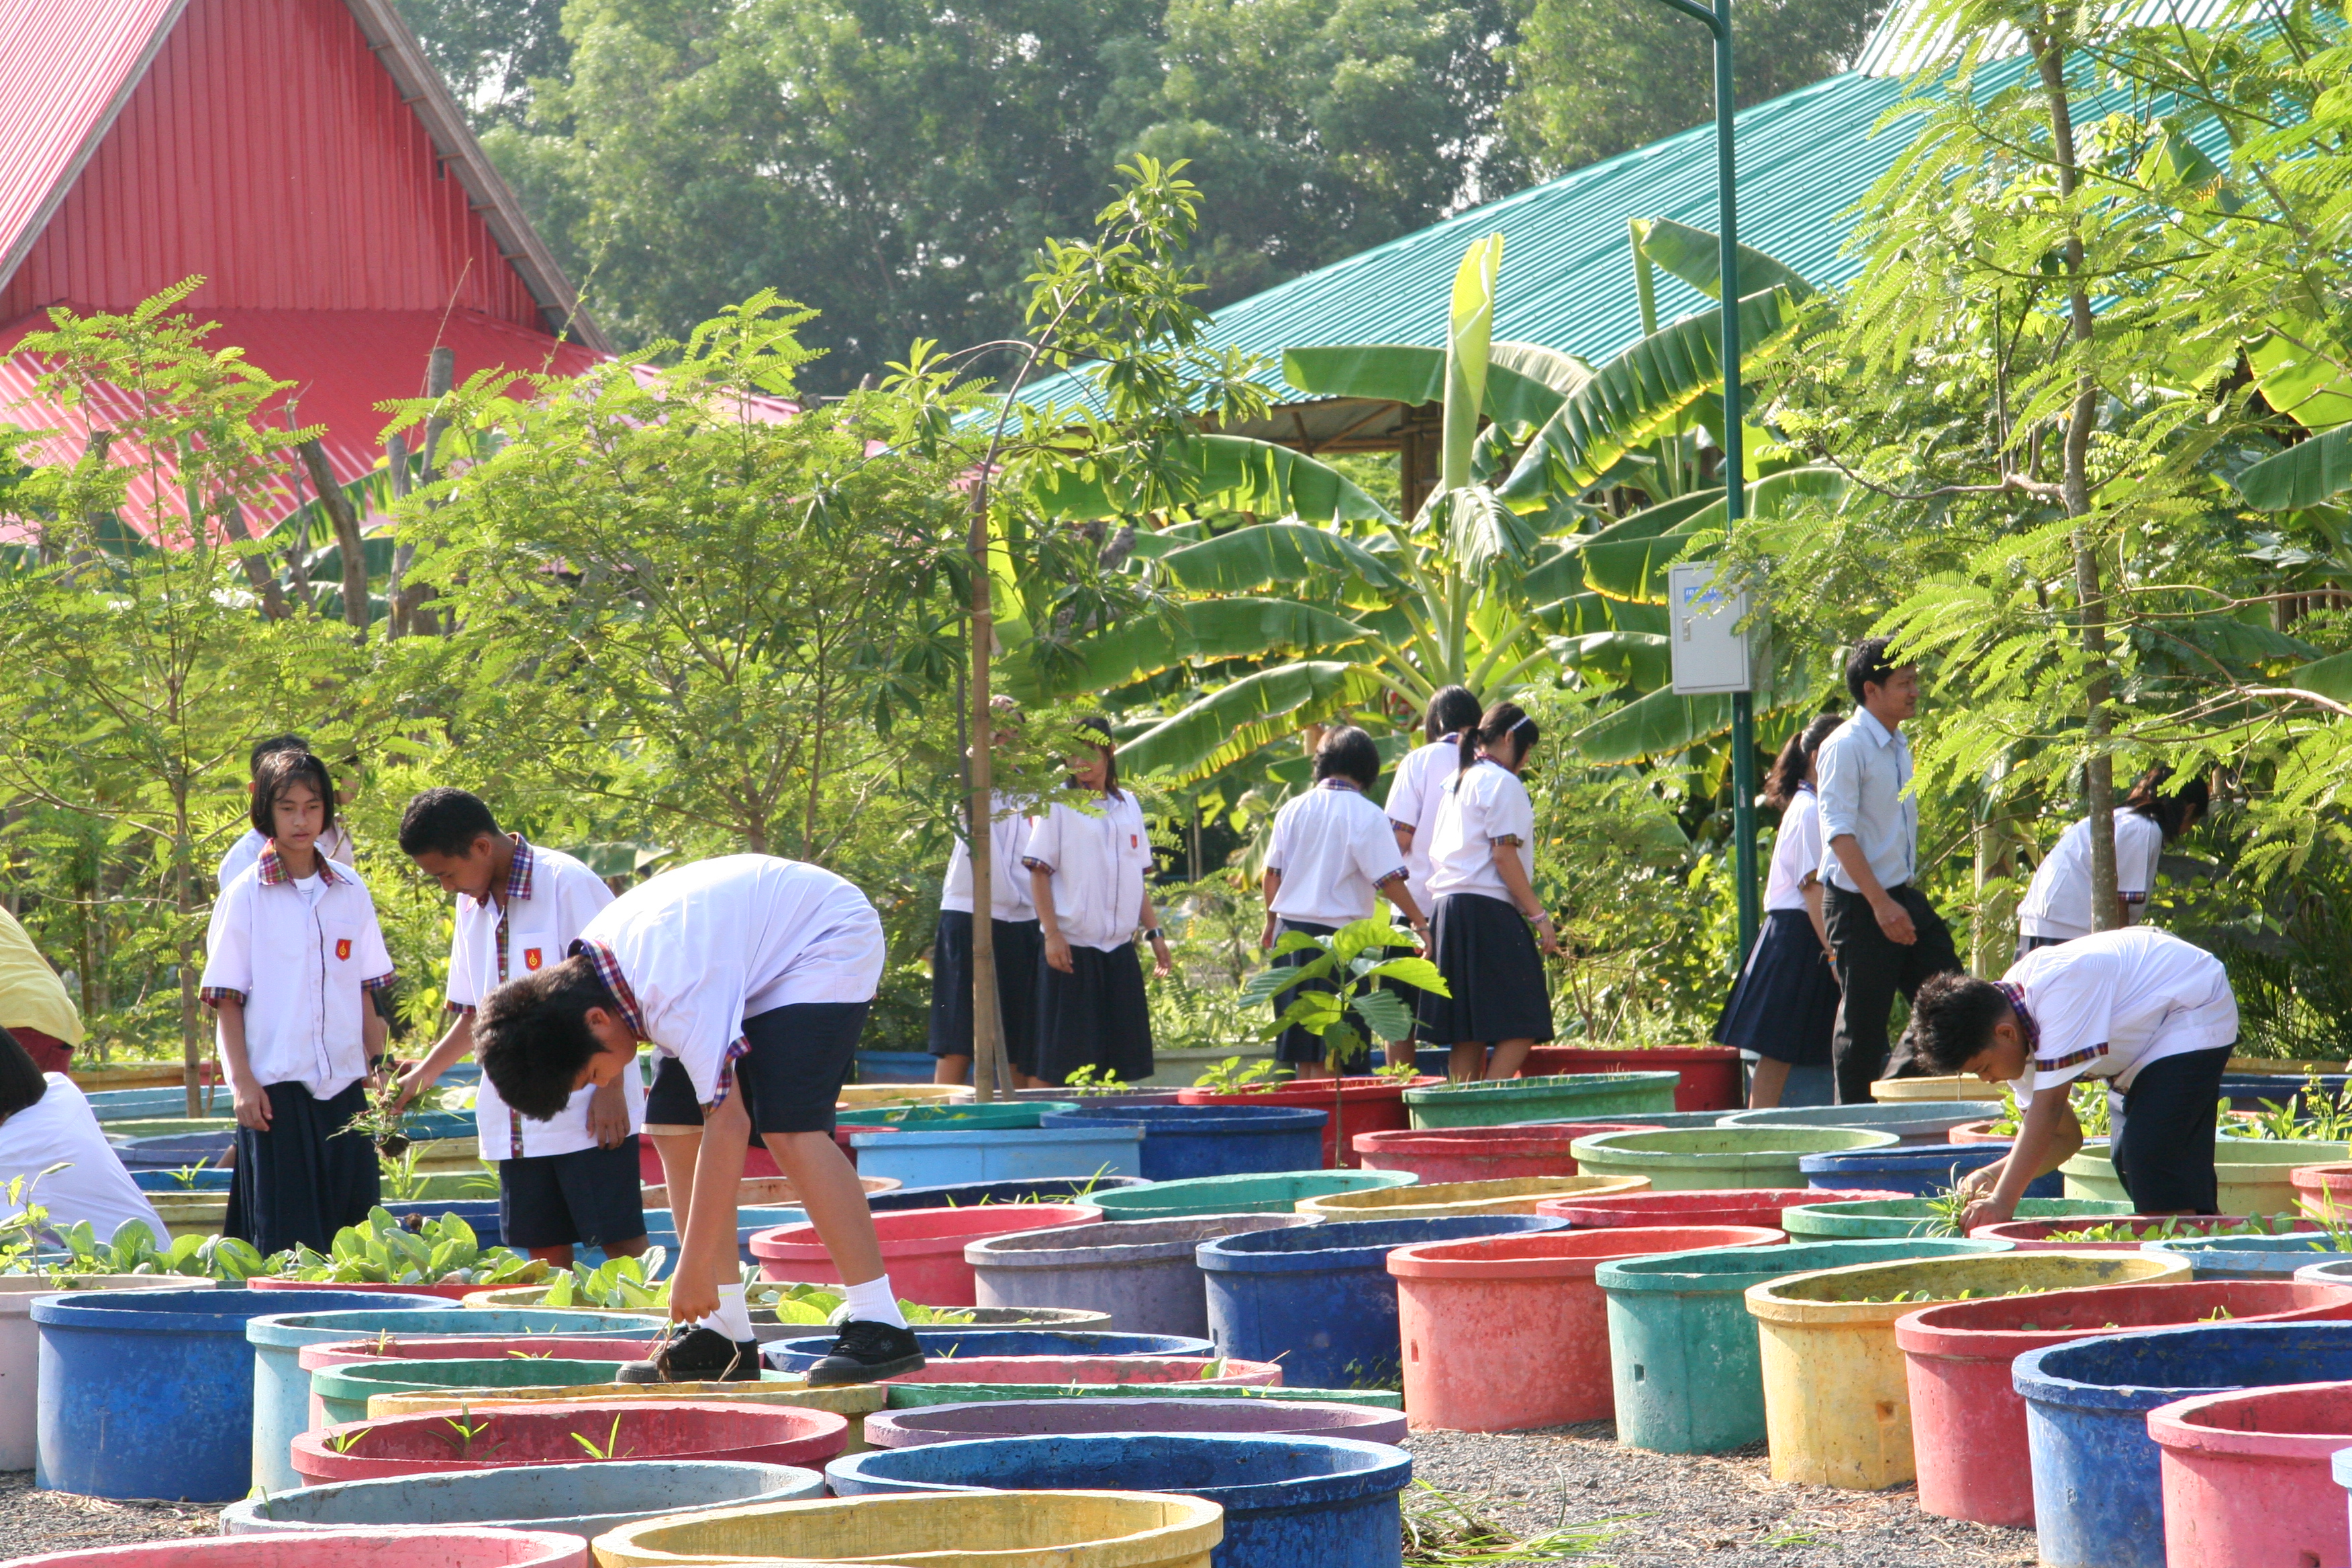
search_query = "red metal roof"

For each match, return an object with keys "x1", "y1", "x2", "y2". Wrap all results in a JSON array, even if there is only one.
[{"x1": 0, "y1": 304, "x2": 605, "y2": 533}]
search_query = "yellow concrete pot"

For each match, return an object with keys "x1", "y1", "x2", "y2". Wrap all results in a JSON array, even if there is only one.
[
  {"x1": 369, "y1": 1380, "x2": 887, "y2": 1453},
  {"x1": 1293, "y1": 1173, "x2": 1649, "y2": 1220},
  {"x1": 2061, "y1": 1138, "x2": 2352, "y2": 1217},
  {"x1": 590, "y1": 1489, "x2": 1222, "y2": 1567},
  {"x1": 459, "y1": 1286, "x2": 653, "y2": 1313},
  {"x1": 1867, "y1": 1075, "x2": 2004, "y2": 1104},
  {"x1": 148, "y1": 1192, "x2": 229, "y2": 1240},
  {"x1": 1745, "y1": 1248, "x2": 2190, "y2": 1489},
  {"x1": 404, "y1": 1136, "x2": 494, "y2": 1175},
  {"x1": 836, "y1": 1085, "x2": 975, "y2": 1110}
]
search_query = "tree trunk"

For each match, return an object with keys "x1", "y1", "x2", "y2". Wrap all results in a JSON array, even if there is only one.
[
  {"x1": 297, "y1": 440, "x2": 371, "y2": 634},
  {"x1": 2033, "y1": 22, "x2": 2119, "y2": 926},
  {"x1": 219, "y1": 499, "x2": 291, "y2": 620},
  {"x1": 968, "y1": 493, "x2": 1004, "y2": 1103},
  {"x1": 390, "y1": 347, "x2": 456, "y2": 639},
  {"x1": 174, "y1": 799, "x2": 200, "y2": 1118}
]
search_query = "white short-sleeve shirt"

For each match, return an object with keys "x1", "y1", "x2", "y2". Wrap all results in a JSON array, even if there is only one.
[
  {"x1": 1385, "y1": 737, "x2": 1461, "y2": 912},
  {"x1": 1765, "y1": 787, "x2": 1825, "y2": 913},
  {"x1": 1, "y1": 1076, "x2": 165, "y2": 1243},
  {"x1": 199, "y1": 848, "x2": 395, "y2": 1099},
  {"x1": 574, "y1": 854, "x2": 885, "y2": 1108},
  {"x1": 1814, "y1": 709, "x2": 1917, "y2": 894},
  {"x1": 2017, "y1": 810, "x2": 2167, "y2": 941},
  {"x1": 1023, "y1": 792, "x2": 1153, "y2": 952},
  {"x1": 940, "y1": 797, "x2": 1037, "y2": 922},
  {"x1": 1267, "y1": 780, "x2": 1410, "y2": 928},
  {"x1": 446, "y1": 838, "x2": 639, "y2": 1161},
  {"x1": 1426, "y1": 758, "x2": 1536, "y2": 903},
  {"x1": 219, "y1": 824, "x2": 352, "y2": 891},
  {"x1": 2004, "y1": 928, "x2": 2238, "y2": 1095}
]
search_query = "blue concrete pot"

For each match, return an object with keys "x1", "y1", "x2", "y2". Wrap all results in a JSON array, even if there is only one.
[
  {"x1": 826, "y1": 1430, "x2": 1414, "y2": 1568},
  {"x1": 854, "y1": 1050, "x2": 938, "y2": 1084},
  {"x1": 850, "y1": 1126, "x2": 1146, "y2": 1189},
  {"x1": 218, "y1": 1458, "x2": 821, "y2": 1538},
  {"x1": 2013, "y1": 1320, "x2": 2352, "y2": 1568},
  {"x1": 1718, "y1": 1101, "x2": 1990, "y2": 1146},
  {"x1": 1797, "y1": 1140, "x2": 2063, "y2": 1199},
  {"x1": 1039, "y1": 1105, "x2": 1327, "y2": 1181},
  {"x1": 244, "y1": 1304, "x2": 664, "y2": 1494},
  {"x1": 762, "y1": 1327, "x2": 1213, "y2": 1372},
  {"x1": 865, "y1": 1176, "x2": 1152, "y2": 1210},
  {"x1": 132, "y1": 1168, "x2": 233, "y2": 1191},
  {"x1": 33, "y1": 1287, "x2": 444, "y2": 1503},
  {"x1": 2139, "y1": 1231, "x2": 2352, "y2": 1280},
  {"x1": 1198, "y1": 1213, "x2": 1567, "y2": 1389}
]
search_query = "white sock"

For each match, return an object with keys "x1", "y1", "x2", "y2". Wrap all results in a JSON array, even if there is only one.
[
  {"x1": 838, "y1": 1273, "x2": 909, "y2": 1330},
  {"x1": 695, "y1": 1281, "x2": 754, "y2": 1342}
]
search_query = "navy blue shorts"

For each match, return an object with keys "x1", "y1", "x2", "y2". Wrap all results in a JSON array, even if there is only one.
[
  {"x1": 497, "y1": 1135, "x2": 648, "y2": 1249},
  {"x1": 642, "y1": 1000, "x2": 870, "y2": 1136}
]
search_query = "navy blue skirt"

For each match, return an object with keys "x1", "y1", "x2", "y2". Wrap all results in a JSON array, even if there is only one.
[
  {"x1": 1714, "y1": 908, "x2": 1839, "y2": 1065},
  {"x1": 928, "y1": 912, "x2": 1042, "y2": 1071},
  {"x1": 1415, "y1": 893, "x2": 1554, "y2": 1046},
  {"x1": 1034, "y1": 942, "x2": 1155, "y2": 1086},
  {"x1": 224, "y1": 1079, "x2": 382, "y2": 1256}
]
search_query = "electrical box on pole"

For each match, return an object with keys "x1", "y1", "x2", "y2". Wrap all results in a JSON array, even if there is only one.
[{"x1": 1667, "y1": 562, "x2": 1752, "y2": 695}]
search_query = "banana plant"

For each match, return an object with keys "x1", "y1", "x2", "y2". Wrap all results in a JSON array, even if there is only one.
[{"x1": 1011, "y1": 224, "x2": 1820, "y2": 784}]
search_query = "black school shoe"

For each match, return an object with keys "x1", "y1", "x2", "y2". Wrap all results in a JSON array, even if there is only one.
[
  {"x1": 614, "y1": 1325, "x2": 765, "y2": 1384},
  {"x1": 803, "y1": 1320, "x2": 926, "y2": 1386}
]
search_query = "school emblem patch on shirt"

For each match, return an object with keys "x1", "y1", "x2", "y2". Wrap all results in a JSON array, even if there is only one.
[
  {"x1": 334, "y1": 938, "x2": 352, "y2": 961},
  {"x1": 1130, "y1": 834, "x2": 1139, "y2": 848},
  {"x1": 524, "y1": 947, "x2": 544, "y2": 971}
]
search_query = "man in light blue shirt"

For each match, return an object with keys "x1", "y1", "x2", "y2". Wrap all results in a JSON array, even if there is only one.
[{"x1": 1815, "y1": 638, "x2": 1963, "y2": 1102}]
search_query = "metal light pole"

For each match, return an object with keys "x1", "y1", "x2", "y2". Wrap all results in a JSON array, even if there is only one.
[{"x1": 1645, "y1": 0, "x2": 1759, "y2": 961}]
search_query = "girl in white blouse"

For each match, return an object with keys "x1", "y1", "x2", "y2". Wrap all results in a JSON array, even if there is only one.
[
  {"x1": 199, "y1": 750, "x2": 394, "y2": 1254},
  {"x1": 1023, "y1": 718, "x2": 1169, "y2": 1086},
  {"x1": 1417, "y1": 701, "x2": 1559, "y2": 1081},
  {"x1": 1713, "y1": 713, "x2": 1843, "y2": 1107}
]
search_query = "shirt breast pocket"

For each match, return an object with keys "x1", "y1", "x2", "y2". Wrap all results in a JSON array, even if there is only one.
[
  {"x1": 508, "y1": 930, "x2": 556, "y2": 986},
  {"x1": 321, "y1": 920, "x2": 360, "y2": 967}
]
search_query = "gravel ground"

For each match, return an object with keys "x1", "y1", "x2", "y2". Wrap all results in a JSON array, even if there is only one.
[
  {"x1": 1405, "y1": 1423, "x2": 2037, "y2": 1568},
  {"x1": 0, "y1": 1432, "x2": 2037, "y2": 1567},
  {"x1": 0, "y1": 1473, "x2": 216, "y2": 1558}
]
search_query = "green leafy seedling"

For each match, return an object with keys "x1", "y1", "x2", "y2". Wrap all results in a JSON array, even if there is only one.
[{"x1": 569, "y1": 1412, "x2": 630, "y2": 1461}]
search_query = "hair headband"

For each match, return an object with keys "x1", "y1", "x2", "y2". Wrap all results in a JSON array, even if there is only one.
[{"x1": 1510, "y1": 715, "x2": 1533, "y2": 734}]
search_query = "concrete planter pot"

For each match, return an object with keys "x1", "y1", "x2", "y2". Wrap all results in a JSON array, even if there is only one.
[
  {"x1": 862, "y1": 1395, "x2": 1409, "y2": 1449},
  {"x1": 965, "y1": 1213, "x2": 1318, "y2": 1336},
  {"x1": 0, "y1": 1274, "x2": 204, "y2": 1470},
  {"x1": 218, "y1": 1459, "x2": 822, "y2": 1539}
]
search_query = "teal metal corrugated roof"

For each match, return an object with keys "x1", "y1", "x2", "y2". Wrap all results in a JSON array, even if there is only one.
[{"x1": 1016, "y1": 66, "x2": 1918, "y2": 415}]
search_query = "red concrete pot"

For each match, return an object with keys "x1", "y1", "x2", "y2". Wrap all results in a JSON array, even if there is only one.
[
  {"x1": 298, "y1": 1336, "x2": 654, "y2": 1374},
  {"x1": 1350, "y1": 1122, "x2": 1658, "y2": 1183},
  {"x1": 637, "y1": 1138, "x2": 785, "y2": 1184},
  {"x1": 1, "y1": 1530, "x2": 587, "y2": 1568},
  {"x1": 2293, "y1": 1163, "x2": 2352, "y2": 1221},
  {"x1": 1946, "y1": 1120, "x2": 2008, "y2": 1145},
  {"x1": 1536, "y1": 1186, "x2": 1909, "y2": 1230},
  {"x1": 1387, "y1": 1224, "x2": 1783, "y2": 1432},
  {"x1": 1515, "y1": 1046, "x2": 1742, "y2": 1112},
  {"x1": 749, "y1": 1204, "x2": 1100, "y2": 1306},
  {"x1": 880, "y1": 1354, "x2": 1281, "y2": 1387},
  {"x1": 1175, "y1": 1076, "x2": 1440, "y2": 1168},
  {"x1": 2147, "y1": 1379, "x2": 2352, "y2": 1568},
  {"x1": 1897, "y1": 1281, "x2": 2352, "y2": 1528},
  {"x1": 246, "y1": 1278, "x2": 492, "y2": 1302},
  {"x1": 1967, "y1": 1216, "x2": 2320, "y2": 1252},
  {"x1": 292, "y1": 1400, "x2": 848, "y2": 1483}
]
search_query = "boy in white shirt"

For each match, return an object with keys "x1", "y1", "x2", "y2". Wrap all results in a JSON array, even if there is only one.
[
  {"x1": 1909, "y1": 927, "x2": 2239, "y2": 1226},
  {"x1": 1381, "y1": 686, "x2": 1483, "y2": 1070},
  {"x1": 393, "y1": 789, "x2": 646, "y2": 1268},
  {"x1": 1261, "y1": 726, "x2": 1429, "y2": 1077},
  {"x1": 2014, "y1": 767, "x2": 2209, "y2": 955},
  {"x1": 475, "y1": 853, "x2": 919, "y2": 1386},
  {"x1": 199, "y1": 750, "x2": 395, "y2": 1254}
]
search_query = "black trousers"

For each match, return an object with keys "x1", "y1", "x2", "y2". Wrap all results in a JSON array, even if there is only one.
[{"x1": 1824, "y1": 882, "x2": 1962, "y2": 1105}]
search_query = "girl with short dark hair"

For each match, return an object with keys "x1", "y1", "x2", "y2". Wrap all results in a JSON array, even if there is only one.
[
  {"x1": 199, "y1": 750, "x2": 395, "y2": 1254},
  {"x1": 2015, "y1": 766, "x2": 2210, "y2": 957}
]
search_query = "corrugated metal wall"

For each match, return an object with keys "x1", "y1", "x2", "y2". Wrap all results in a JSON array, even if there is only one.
[{"x1": 0, "y1": 0, "x2": 544, "y2": 326}]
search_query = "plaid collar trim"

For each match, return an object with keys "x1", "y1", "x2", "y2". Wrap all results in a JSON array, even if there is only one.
[
  {"x1": 467, "y1": 834, "x2": 536, "y2": 912},
  {"x1": 256, "y1": 844, "x2": 344, "y2": 888},
  {"x1": 571, "y1": 937, "x2": 646, "y2": 1038},
  {"x1": 1317, "y1": 778, "x2": 1364, "y2": 793},
  {"x1": 1996, "y1": 981, "x2": 2039, "y2": 1055}
]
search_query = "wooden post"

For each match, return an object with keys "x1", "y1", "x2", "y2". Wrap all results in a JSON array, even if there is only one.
[
  {"x1": 296, "y1": 440, "x2": 370, "y2": 633},
  {"x1": 389, "y1": 347, "x2": 456, "y2": 638}
]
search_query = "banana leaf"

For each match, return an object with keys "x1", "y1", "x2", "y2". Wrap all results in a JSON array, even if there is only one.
[
  {"x1": 1497, "y1": 288, "x2": 1802, "y2": 510},
  {"x1": 1672, "y1": 464, "x2": 1849, "y2": 530},
  {"x1": 2235, "y1": 426, "x2": 2352, "y2": 510},
  {"x1": 1630, "y1": 218, "x2": 1818, "y2": 303},
  {"x1": 1580, "y1": 533, "x2": 1707, "y2": 603},
  {"x1": 1281, "y1": 344, "x2": 1582, "y2": 432},
  {"x1": 1561, "y1": 630, "x2": 1672, "y2": 689},
  {"x1": 1023, "y1": 598, "x2": 1378, "y2": 698},
  {"x1": 1151, "y1": 522, "x2": 1406, "y2": 602},
  {"x1": 1573, "y1": 687, "x2": 1736, "y2": 764},
  {"x1": 2287, "y1": 647, "x2": 2352, "y2": 703},
  {"x1": 1119, "y1": 660, "x2": 1391, "y2": 781},
  {"x1": 1442, "y1": 234, "x2": 1504, "y2": 493},
  {"x1": 1028, "y1": 435, "x2": 1397, "y2": 524}
]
